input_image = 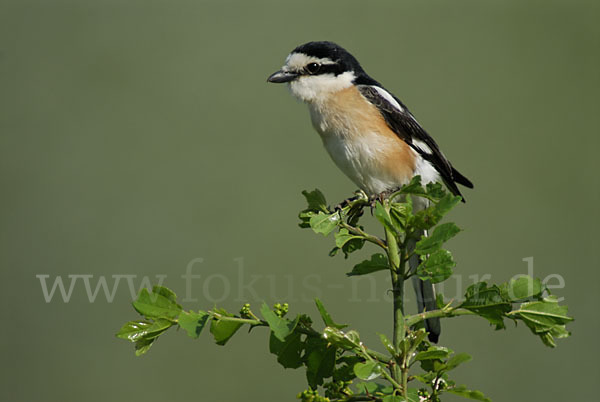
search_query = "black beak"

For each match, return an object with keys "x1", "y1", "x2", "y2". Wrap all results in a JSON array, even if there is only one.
[{"x1": 267, "y1": 70, "x2": 298, "y2": 83}]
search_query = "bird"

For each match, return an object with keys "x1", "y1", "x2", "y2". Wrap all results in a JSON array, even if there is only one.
[{"x1": 267, "y1": 41, "x2": 473, "y2": 342}]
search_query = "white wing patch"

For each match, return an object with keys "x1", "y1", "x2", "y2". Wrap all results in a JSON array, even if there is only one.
[
  {"x1": 372, "y1": 86, "x2": 404, "y2": 113},
  {"x1": 412, "y1": 139, "x2": 432, "y2": 154}
]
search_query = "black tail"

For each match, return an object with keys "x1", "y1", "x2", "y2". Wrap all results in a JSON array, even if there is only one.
[{"x1": 451, "y1": 167, "x2": 474, "y2": 189}]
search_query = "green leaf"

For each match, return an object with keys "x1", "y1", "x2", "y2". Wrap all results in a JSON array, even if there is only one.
[
  {"x1": 417, "y1": 249, "x2": 455, "y2": 283},
  {"x1": 302, "y1": 189, "x2": 329, "y2": 212},
  {"x1": 209, "y1": 308, "x2": 243, "y2": 345},
  {"x1": 447, "y1": 385, "x2": 491, "y2": 402},
  {"x1": 134, "y1": 337, "x2": 156, "y2": 356},
  {"x1": 414, "y1": 372, "x2": 437, "y2": 385},
  {"x1": 116, "y1": 319, "x2": 173, "y2": 342},
  {"x1": 460, "y1": 282, "x2": 511, "y2": 329},
  {"x1": 383, "y1": 396, "x2": 406, "y2": 402},
  {"x1": 334, "y1": 356, "x2": 362, "y2": 382},
  {"x1": 116, "y1": 321, "x2": 152, "y2": 342},
  {"x1": 444, "y1": 352, "x2": 472, "y2": 371},
  {"x1": 334, "y1": 228, "x2": 361, "y2": 248},
  {"x1": 178, "y1": 310, "x2": 210, "y2": 339},
  {"x1": 415, "y1": 223, "x2": 461, "y2": 255},
  {"x1": 414, "y1": 346, "x2": 453, "y2": 361},
  {"x1": 433, "y1": 193, "x2": 462, "y2": 218},
  {"x1": 298, "y1": 210, "x2": 316, "y2": 228},
  {"x1": 378, "y1": 333, "x2": 396, "y2": 356},
  {"x1": 425, "y1": 182, "x2": 446, "y2": 200},
  {"x1": 347, "y1": 254, "x2": 389, "y2": 276},
  {"x1": 403, "y1": 328, "x2": 428, "y2": 359},
  {"x1": 390, "y1": 202, "x2": 411, "y2": 229},
  {"x1": 323, "y1": 327, "x2": 361, "y2": 351},
  {"x1": 510, "y1": 296, "x2": 573, "y2": 347},
  {"x1": 315, "y1": 298, "x2": 347, "y2": 329},
  {"x1": 341, "y1": 237, "x2": 366, "y2": 258},
  {"x1": 354, "y1": 381, "x2": 394, "y2": 394},
  {"x1": 261, "y1": 303, "x2": 299, "y2": 341},
  {"x1": 152, "y1": 285, "x2": 178, "y2": 304},
  {"x1": 353, "y1": 361, "x2": 382, "y2": 381},
  {"x1": 132, "y1": 288, "x2": 182, "y2": 320},
  {"x1": 269, "y1": 331, "x2": 304, "y2": 369},
  {"x1": 500, "y1": 276, "x2": 543, "y2": 302},
  {"x1": 512, "y1": 296, "x2": 573, "y2": 327},
  {"x1": 309, "y1": 211, "x2": 340, "y2": 236},
  {"x1": 399, "y1": 175, "x2": 427, "y2": 197},
  {"x1": 436, "y1": 293, "x2": 446, "y2": 309},
  {"x1": 374, "y1": 202, "x2": 396, "y2": 232},
  {"x1": 406, "y1": 388, "x2": 420, "y2": 402},
  {"x1": 306, "y1": 340, "x2": 337, "y2": 388}
]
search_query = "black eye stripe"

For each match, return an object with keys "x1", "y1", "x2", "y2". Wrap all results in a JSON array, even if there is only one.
[{"x1": 302, "y1": 63, "x2": 345, "y2": 76}]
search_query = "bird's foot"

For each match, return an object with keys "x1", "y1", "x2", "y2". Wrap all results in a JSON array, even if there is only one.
[
  {"x1": 370, "y1": 186, "x2": 403, "y2": 206},
  {"x1": 334, "y1": 190, "x2": 369, "y2": 212}
]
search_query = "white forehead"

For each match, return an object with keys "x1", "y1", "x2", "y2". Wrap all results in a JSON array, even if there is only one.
[{"x1": 284, "y1": 52, "x2": 335, "y2": 71}]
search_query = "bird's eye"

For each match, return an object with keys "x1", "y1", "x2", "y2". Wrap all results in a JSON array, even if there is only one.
[{"x1": 305, "y1": 62, "x2": 321, "y2": 74}]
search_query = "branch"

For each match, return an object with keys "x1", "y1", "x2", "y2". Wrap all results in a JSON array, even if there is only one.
[
  {"x1": 404, "y1": 308, "x2": 477, "y2": 327},
  {"x1": 208, "y1": 310, "x2": 392, "y2": 365}
]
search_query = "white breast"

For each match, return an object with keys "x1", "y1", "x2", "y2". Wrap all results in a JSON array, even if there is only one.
[{"x1": 308, "y1": 101, "x2": 414, "y2": 195}]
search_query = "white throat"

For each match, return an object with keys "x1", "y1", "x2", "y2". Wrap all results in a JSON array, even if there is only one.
[{"x1": 288, "y1": 71, "x2": 356, "y2": 103}]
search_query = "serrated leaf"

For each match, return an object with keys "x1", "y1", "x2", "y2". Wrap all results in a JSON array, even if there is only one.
[
  {"x1": 132, "y1": 288, "x2": 182, "y2": 320},
  {"x1": 261, "y1": 303, "x2": 299, "y2": 341},
  {"x1": 269, "y1": 331, "x2": 303, "y2": 369},
  {"x1": 152, "y1": 285, "x2": 178, "y2": 304},
  {"x1": 353, "y1": 361, "x2": 382, "y2": 381},
  {"x1": 500, "y1": 276, "x2": 543, "y2": 301},
  {"x1": 347, "y1": 254, "x2": 389, "y2": 276},
  {"x1": 178, "y1": 310, "x2": 209, "y2": 338},
  {"x1": 447, "y1": 385, "x2": 491, "y2": 402},
  {"x1": 425, "y1": 182, "x2": 446, "y2": 199},
  {"x1": 302, "y1": 189, "x2": 329, "y2": 212},
  {"x1": 415, "y1": 223, "x2": 461, "y2": 255},
  {"x1": 512, "y1": 296, "x2": 572, "y2": 327},
  {"x1": 509, "y1": 296, "x2": 573, "y2": 347},
  {"x1": 417, "y1": 249, "x2": 455, "y2": 283},
  {"x1": 209, "y1": 308, "x2": 243, "y2": 345},
  {"x1": 460, "y1": 282, "x2": 511, "y2": 329},
  {"x1": 309, "y1": 211, "x2": 340, "y2": 236},
  {"x1": 334, "y1": 228, "x2": 361, "y2": 248},
  {"x1": 399, "y1": 175, "x2": 427, "y2": 197},
  {"x1": 315, "y1": 298, "x2": 347, "y2": 329},
  {"x1": 433, "y1": 193, "x2": 462, "y2": 218}
]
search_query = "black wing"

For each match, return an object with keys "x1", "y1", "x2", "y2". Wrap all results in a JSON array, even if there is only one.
[{"x1": 357, "y1": 84, "x2": 473, "y2": 200}]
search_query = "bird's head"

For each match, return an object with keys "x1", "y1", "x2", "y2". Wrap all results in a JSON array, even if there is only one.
[{"x1": 267, "y1": 41, "x2": 367, "y2": 103}]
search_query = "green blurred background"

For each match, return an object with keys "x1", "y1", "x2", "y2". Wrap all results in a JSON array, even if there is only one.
[{"x1": 1, "y1": 0, "x2": 598, "y2": 401}]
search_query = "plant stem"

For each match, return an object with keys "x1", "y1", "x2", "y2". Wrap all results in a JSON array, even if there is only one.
[
  {"x1": 341, "y1": 222, "x2": 387, "y2": 249},
  {"x1": 404, "y1": 307, "x2": 477, "y2": 327},
  {"x1": 383, "y1": 219, "x2": 406, "y2": 396}
]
